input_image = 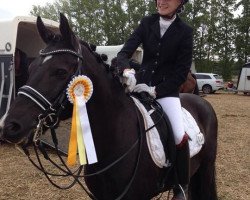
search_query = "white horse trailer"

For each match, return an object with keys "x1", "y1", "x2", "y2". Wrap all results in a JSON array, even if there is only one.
[
  {"x1": 0, "y1": 16, "x2": 59, "y2": 119},
  {"x1": 237, "y1": 62, "x2": 250, "y2": 94},
  {"x1": 96, "y1": 44, "x2": 143, "y2": 65}
]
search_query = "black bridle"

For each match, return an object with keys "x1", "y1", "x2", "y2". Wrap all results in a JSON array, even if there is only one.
[{"x1": 17, "y1": 44, "x2": 145, "y2": 200}]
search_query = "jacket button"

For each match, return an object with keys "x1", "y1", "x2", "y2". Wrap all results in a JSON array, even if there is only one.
[
  {"x1": 155, "y1": 61, "x2": 158, "y2": 65},
  {"x1": 152, "y1": 70, "x2": 155, "y2": 74},
  {"x1": 156, "y1": 53, "x2": 159, "y2": 56}
]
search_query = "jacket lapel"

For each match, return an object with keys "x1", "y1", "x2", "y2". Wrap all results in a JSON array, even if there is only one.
[
  {"x1": 150, "y1": 19, "x2": 161, "y2": 39},
  {"x1": 161, "y1": 16, "x2": 181, "y2": 40}
]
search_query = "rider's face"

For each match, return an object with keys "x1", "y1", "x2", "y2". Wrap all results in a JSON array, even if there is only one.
[{"x1": 157, "y1": 0, "x2": 182, "y2": 17}]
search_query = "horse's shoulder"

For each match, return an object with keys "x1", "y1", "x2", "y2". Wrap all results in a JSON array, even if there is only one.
[
  {"x1": 181, "y1": 93, "x2": 208, "y2": 109},
  {"x1": 180, "y1": 93, "x2": 200, "y2": 103}
]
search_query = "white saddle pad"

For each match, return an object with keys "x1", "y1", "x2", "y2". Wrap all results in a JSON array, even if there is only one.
[
  {"x1": 182, "y1": 107, "x2": 205, "y2": 158},
  {"x1": 131, "y1": 97, "x2": 205, "y2": 168}
]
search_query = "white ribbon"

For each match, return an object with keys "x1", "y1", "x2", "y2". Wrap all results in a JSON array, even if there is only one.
[{"x1": 76, "y1": 95, "x2": 97, "y2": 164}]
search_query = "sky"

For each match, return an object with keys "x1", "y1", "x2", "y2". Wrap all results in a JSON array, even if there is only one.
[{"x1": 0, "y1": 0, "x2": 56, "y2": 20}]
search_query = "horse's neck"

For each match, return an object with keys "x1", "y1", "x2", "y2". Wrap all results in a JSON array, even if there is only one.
[
  {"x1": 87, "y1": 74, "x2": 137, "y2": 153},
  {"x1": 88, "y1": 75, "x2": 128, "y2": 124}
]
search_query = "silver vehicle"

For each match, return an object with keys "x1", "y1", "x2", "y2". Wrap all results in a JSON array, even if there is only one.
[{"x1": 195, "y1": 73, "x2": 224, "y2": 94}]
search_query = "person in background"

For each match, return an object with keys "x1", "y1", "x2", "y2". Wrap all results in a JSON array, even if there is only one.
[{"x1": 117, "y1": 0, "x2": 193, "y2": 199}]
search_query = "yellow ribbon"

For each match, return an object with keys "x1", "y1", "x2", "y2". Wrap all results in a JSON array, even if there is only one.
[
  {"x1": 75, "y1": 99, "x2": 87, "y2": 165},
  {"x1": 67, "y1": 102, "x2": 77, "y2": 166}
]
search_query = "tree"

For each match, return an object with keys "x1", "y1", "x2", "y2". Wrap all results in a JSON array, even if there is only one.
[
  {"x1": 30, "y1": 2, "x2": 58, "y2": 21},
  {"x1": 234, "y1": 0, "x2": 250, "y2": 67},
  {"x1": 182, "y1": 0, "x2": 215, "y2": 72},
  {"x1": 214, "y1": 0, "x2": 236, "y2": 80},
  {"x1": 98, "y1": 0, "x2": 127, "y2": 45},
  {"x1": 30, "y1": 0, "x2": 157, "y2": 45}
]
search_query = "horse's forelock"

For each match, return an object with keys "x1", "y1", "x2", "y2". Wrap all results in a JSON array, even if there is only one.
[
  {"x1": 41, "y1": 34, "x2": 74, "y2": 54},
  {"x1": 50, "y1": 34, "x2": 62, "y2": 43}
]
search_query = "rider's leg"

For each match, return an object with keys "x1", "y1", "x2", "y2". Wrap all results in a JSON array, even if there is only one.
[{"x1": 157, "y1": 97, "x2": 189, "y2": 200}]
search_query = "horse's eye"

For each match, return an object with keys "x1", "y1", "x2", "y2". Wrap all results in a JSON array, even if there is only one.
[{"x1": 54, "y1": 68, "x2": 68, "y2": 76}]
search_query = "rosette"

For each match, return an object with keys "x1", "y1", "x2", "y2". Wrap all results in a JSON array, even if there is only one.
[{"x1": 66, "y1": 75, "x2": 93, "y2": 104}]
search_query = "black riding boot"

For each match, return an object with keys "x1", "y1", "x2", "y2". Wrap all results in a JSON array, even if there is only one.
[{"x1": 172, "y1": 133, "x2": 190, "y2": 200}]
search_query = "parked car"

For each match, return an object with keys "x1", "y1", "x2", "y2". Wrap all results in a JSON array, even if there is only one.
[{"x1": 195, "y1": 73, "x2": 224, "y2": 94}]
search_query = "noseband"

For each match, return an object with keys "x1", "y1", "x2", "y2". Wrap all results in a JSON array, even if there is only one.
[{"x1": 18, "y1": 85, "x2": 52, "y2": 111}]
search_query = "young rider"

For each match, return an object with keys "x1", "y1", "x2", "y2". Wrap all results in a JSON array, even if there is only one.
[{"x1": 117, "y1": 0, "x2": 193, "y2": 199}]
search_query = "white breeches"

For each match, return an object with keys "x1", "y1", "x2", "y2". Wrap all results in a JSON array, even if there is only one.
[{"x1": 157, "y1": 97, "x2": 185, "y2": 145}]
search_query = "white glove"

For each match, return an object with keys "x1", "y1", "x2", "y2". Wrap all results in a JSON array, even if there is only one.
[
  {"x1": 133, "y1": 84, "x2": 156, "y2": 98},
  {"x1": 122, "y1": 69, "x2": 137, "y2": 92}
]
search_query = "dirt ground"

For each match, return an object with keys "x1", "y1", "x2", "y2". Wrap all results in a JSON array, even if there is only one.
[{"x1": 0, "y1": 92, "x2": 249, "y2": 200}]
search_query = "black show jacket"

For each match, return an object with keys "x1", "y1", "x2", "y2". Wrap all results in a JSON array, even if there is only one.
[{"x1": 117, "y1": 14, "x2": 193, "y2": 98}]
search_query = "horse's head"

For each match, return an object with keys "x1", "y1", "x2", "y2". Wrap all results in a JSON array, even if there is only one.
[{"x1": 1, "y1": 13, "x2": 106, "y2": 144}]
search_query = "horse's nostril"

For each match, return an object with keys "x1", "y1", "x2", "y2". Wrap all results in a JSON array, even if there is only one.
[
  {"x1": 3, "y1": 121, "x2": 22, "y2": 143},
  {"x1": 11, "y1": 122, "x2": 21, "y2": 132},
  {"x1": 5, "y1": 122, "x2": 21, "y2": 132}
]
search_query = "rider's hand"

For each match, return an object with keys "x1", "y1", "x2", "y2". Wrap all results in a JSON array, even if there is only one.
[
  {"x1": 122, "y1": 68, "x2": 137, "y2": 92},
  {"x1": 133, "y1": 84, "x2": 156, "y2": 98}
]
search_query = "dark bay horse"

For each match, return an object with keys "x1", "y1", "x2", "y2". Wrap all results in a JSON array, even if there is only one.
[{"x1": 0, "y1": 14, "x2": 218, "y2": 200}]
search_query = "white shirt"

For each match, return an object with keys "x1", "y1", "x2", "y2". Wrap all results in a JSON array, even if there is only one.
[{"x1": 159, "y1": 15, "x2": 176, "y2": 37}]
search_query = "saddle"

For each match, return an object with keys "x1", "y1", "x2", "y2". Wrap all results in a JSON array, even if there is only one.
[
  {"x1": 131, "y1": 93, "x2": 176, "y2": 168},
  {"x1": 131, "y1": 93, "x2": 205, "y2": 190}
]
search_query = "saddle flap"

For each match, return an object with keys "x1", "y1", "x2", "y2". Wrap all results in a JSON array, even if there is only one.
[{"x1": 131, "y1": 94, "x2": 176, "y2": 168}]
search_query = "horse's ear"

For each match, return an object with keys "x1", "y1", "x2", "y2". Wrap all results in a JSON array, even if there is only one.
[
  {"x1": 37, "y1": 16, "x2": 55, "y2": 44},
  {"x1": 59, "y1": 13, "x2": 79, "y2": 50}
]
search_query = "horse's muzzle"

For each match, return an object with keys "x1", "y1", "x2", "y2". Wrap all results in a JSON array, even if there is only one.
[{"x1": 1, "y1": 119, "x2": 29, "y2": 144}]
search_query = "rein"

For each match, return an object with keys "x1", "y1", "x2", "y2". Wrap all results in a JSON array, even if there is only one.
[{"x1": 17, "y1": 46, "x2": 146, "y2": 200}]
